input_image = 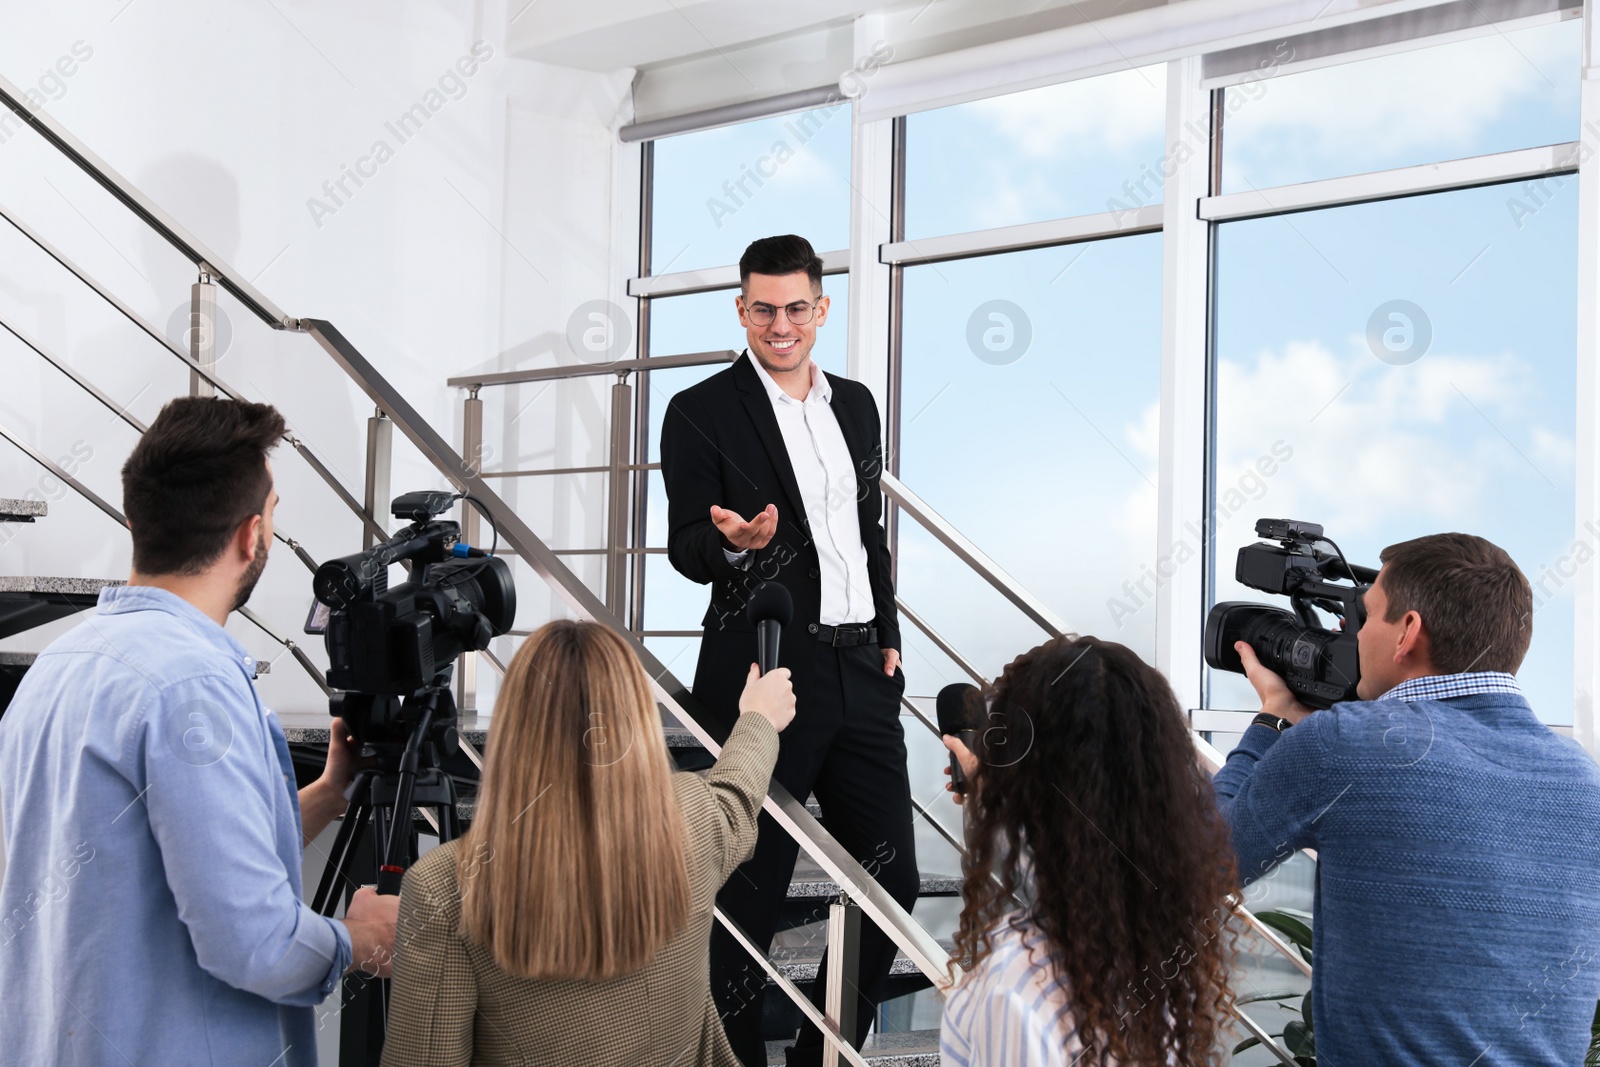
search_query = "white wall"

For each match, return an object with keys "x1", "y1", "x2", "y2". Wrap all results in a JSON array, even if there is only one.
[{"x1": 0, "y1": 1, "x2": 635, "y2": 714}]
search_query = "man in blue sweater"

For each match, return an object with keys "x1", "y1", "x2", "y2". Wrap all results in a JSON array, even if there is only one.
[{"x1": 1215, "y1": 532, "x2": 1600, "y2": 1065}]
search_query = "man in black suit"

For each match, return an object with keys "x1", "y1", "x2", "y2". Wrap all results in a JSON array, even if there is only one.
[{"x1": 660, "y1": 234, "x2": 918, "y2": 1066}]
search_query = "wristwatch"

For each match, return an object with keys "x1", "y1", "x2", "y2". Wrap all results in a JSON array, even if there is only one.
[{"x1": 1251, "y1": 712, "x2": 1293, "y2": 733}]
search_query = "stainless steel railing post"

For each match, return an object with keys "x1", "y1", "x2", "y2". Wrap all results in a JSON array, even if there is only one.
[
  {"x1": 822, "y1": 893, "x2": 862, "y2": 1067},
  {"x1": 362, "y1": 407, "x2": 392, "y2": 550},
  {"x1": 188, "y1": 267, "x2": 217, "y2": 397},
  {"x1": 457, "y1": 388, "x2": 484, "y2": 713},
  {"x1": 607, "y1": 374, "x2": 632, "y2": 615}
]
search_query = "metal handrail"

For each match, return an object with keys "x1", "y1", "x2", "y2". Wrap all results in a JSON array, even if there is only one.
[
  {"x1": 895, "y1": 596, "x2": 989, "y2": 690},
  {"x1": 447, "y1": 349, "x2": 738, "y2": 390},
  {"x1": 0, "y1": 200, "x2": 387, "y2": 546},
  {"x1": 0, "y1": 74, "x2": 292, "y2": 328},
  {"x1": 0, "y1": 310, "x2": 321, "y2": 576},
  {"x1": 881, "y1": 471, "x2": 1072, "y2": 639},
  {"x1": 0, "y1": 419, "x2": 329, "y2": 693}
]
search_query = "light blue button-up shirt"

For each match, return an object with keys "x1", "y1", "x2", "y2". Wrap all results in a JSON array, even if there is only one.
[{"x1": 0, "y1": 585, "x2": 350, "y2": 1066}]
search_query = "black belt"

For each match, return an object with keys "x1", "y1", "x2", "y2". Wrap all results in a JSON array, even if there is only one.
[{"x1": 808, "y1": 622, "x2": 877, "y2": 647}]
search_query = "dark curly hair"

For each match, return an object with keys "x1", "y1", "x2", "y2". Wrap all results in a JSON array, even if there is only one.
[{"x1": 951, "y1": 635, "x2": 1239, "y2": 1065}]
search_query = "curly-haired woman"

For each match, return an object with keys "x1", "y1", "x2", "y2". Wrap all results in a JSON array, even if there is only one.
[{"x1": 940, "y1": 635, "x2": 1239, "y2": 1065}]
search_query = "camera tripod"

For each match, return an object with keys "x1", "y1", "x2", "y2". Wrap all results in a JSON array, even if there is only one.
[{"x1": 310, "y1": 685, "x2": 465, "y2": 1066}]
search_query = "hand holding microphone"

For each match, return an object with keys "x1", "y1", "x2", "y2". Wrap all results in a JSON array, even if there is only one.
[
  {"x1": 740, "y1": 664, "x2": 795, "y2": 733},
  {"x1": 740, "y1": 582, "x2": 796, "y2": 733},
  {"x1": 937, "y1": 682, "x2": 984, "y2": 803}
]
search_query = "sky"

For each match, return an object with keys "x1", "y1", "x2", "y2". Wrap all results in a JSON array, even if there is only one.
[{"x1": 641, "y1": 16, "x2": 1585, "y2": 723}]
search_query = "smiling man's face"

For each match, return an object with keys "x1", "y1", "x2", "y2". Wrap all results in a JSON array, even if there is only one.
[{"x1": 737, "y1": 270, "x2": 828, "y2": 377}]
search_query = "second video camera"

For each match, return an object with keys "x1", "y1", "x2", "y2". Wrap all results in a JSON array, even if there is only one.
[{"x1": 1204, "y1": 519, "x2": 1376, "y2": 709}]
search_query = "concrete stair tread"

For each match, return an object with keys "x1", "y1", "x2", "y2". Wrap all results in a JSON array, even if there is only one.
[
  {"x1": 788, "y1": 857, "x2": 960, "y2": 899},
  {"x1": 0, "y1": 576, "x2": 121, "y2": 595},
  {"x1": 0, "y1": 578, "x2": 124, "y2": 641},
  {"x1": 0, "y1": 498, "x2": 47, "y2": 522},
  {"x1": 765, "y1": 1029, "x2": 941, "y2": 1066},
  {"x1": 766, "y1": 939, "x2": 952, "y2": 984}
]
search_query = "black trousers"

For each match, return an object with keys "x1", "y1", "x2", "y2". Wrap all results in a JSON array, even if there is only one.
[{"x1": 699, "y1": 639, "x2": 920, "y2": 1067}]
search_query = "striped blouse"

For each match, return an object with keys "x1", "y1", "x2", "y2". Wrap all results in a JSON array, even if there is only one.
[{"x1": 941, "y1": 913, "x2": 1091, "y2": 1066}]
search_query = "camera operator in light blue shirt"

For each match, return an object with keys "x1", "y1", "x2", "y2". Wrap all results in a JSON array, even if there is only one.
[{"x1": 0, "y1": 397, "x2": 398, "y2": 1067}]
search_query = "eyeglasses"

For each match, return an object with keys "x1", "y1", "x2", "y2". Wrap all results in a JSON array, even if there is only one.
[{"x1": 746, "y1": 300, "x2": 819, "y2": 327}]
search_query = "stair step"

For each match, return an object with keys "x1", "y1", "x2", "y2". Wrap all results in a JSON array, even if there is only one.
[
  {"x1": 765, "y1": 1028, "x2": 941, "y2": 1066},
  {"x1": 0, "y1": 577, "x2": 123, "y2": 641},
  {"x1": 767, "y1": 939, "x2": 952, "y2": 984},
  {"x1": 0, "y1": 498, "x2": 46, "y2": 522},
  {"x1": 787, "y1": 857, "x2": 960, "y2": 899}
]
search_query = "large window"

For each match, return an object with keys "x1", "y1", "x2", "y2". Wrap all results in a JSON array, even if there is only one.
[
  {"x1": 894, "y1": 66, "x2": 1169, "y2": 688},
  {"x1": 649, "y1": 109, "x2": 852, "y2": 273},
  {"x1": 629, "y1": 10, "x2": 1599, "y2": 1051},
  {"x1": 1222, "y1": 17, "x2": 1581, "y2": 191},
  {"x1": 635, "y1": 11, "x2": 1594, "y2": 733},
  {"x1": 1208, "y1": 182, "x2": 1578, "y2": 717},
  {"x1": 904, "y1": 65, "x2": 1168, "y2": 235},
  {"x1": 897, "y1": 237, "x2": 1163, "y2": 679}
]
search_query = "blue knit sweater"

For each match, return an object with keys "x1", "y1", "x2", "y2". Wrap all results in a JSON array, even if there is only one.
[{"x1": 1214, "y1": 691, "x2": 1600, "y2": 1066}]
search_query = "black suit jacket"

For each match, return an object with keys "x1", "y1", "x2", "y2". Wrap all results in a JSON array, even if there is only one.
[{"x1": 660, "y1": 354, "x2": 900, "y2": 732}]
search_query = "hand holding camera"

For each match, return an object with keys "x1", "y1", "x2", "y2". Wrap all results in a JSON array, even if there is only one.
[{"x1": 1206, "y1": 518, "x2": 1375, "y2": 710}]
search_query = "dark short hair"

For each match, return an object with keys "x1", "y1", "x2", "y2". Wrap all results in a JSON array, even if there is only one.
[
  {"x1": 121, "y1": 397, "x2": 286, "y2": 576},
  {"x1": 1378, "y1": 532, "x2": 1533, "y2": 674},
  {"x1": 738, "y1": 234, "x2": 822, "y2": 292}
]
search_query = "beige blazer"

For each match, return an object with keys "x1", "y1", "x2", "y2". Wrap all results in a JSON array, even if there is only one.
[{"x1": 380, "y1": 712, "x2": 780, "y2": 1067}]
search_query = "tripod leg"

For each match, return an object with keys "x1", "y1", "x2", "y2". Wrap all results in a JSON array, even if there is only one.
[{"x1": 313, "y1": 797, "x2": 370, "y2": 916}]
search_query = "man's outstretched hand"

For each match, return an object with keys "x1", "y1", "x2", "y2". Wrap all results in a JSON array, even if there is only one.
[{"x1": 712, "y1": 503, "x2": 778, "y2": 551}]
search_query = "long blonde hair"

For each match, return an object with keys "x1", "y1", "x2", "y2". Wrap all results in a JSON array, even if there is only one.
[{"x1": 458, "y1": 620, "x2": 690, "y2": 979}]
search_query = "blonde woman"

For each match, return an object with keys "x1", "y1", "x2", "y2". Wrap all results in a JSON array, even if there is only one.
[{"x1": 381, "y1": 620, "x2": 795, "y2": 1067}]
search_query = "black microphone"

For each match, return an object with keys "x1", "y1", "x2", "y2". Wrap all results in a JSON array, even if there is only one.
[
  {"x1": 936, "y1": 682, "x2": 984, "y2": 795},
  {"x1": 746, "y1": 583, "x2": 793, "y2": 676}
]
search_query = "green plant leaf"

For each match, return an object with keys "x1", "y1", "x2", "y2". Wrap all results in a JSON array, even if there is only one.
[
  {"x1": 1302, "y1": 990, "x2": 1314, "y2": 1031},
  {"x1": 1257, "y1": 910, "x2": 1315, "y2": 954},
  {"x1": 1284, "y1": 1020, "x2": 1314, "y2": 1057},
  {"x1": 1232, "y1": 1037, "x2": 1262, "y2": 1055}
]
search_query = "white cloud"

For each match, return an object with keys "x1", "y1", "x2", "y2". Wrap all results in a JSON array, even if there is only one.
[
  {"x1": 1206, "y1": 338, "x2": 1563, "y2": 545},
  {"x1": 966, "y1": 64, "x2": 1168, "y2": 159},
  {"x1": 1227, "y1": 20, "x2": 1579, "y2": 187}
]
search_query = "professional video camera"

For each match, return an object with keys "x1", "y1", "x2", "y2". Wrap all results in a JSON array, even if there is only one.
[
  {"x1": 308, "y1": 489, "x2": 515, "y2": 916},
  {"x1": 1204, "y1": 518, "x2": 1378, "y2": 709},
  {"x1": 310, "y1": 489, "x2": 516, "y2": 745}
]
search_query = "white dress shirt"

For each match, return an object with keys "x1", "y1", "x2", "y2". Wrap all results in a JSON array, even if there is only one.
[{"x1": 724, "y1": 352, "x2": 874, "y2": 626}]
